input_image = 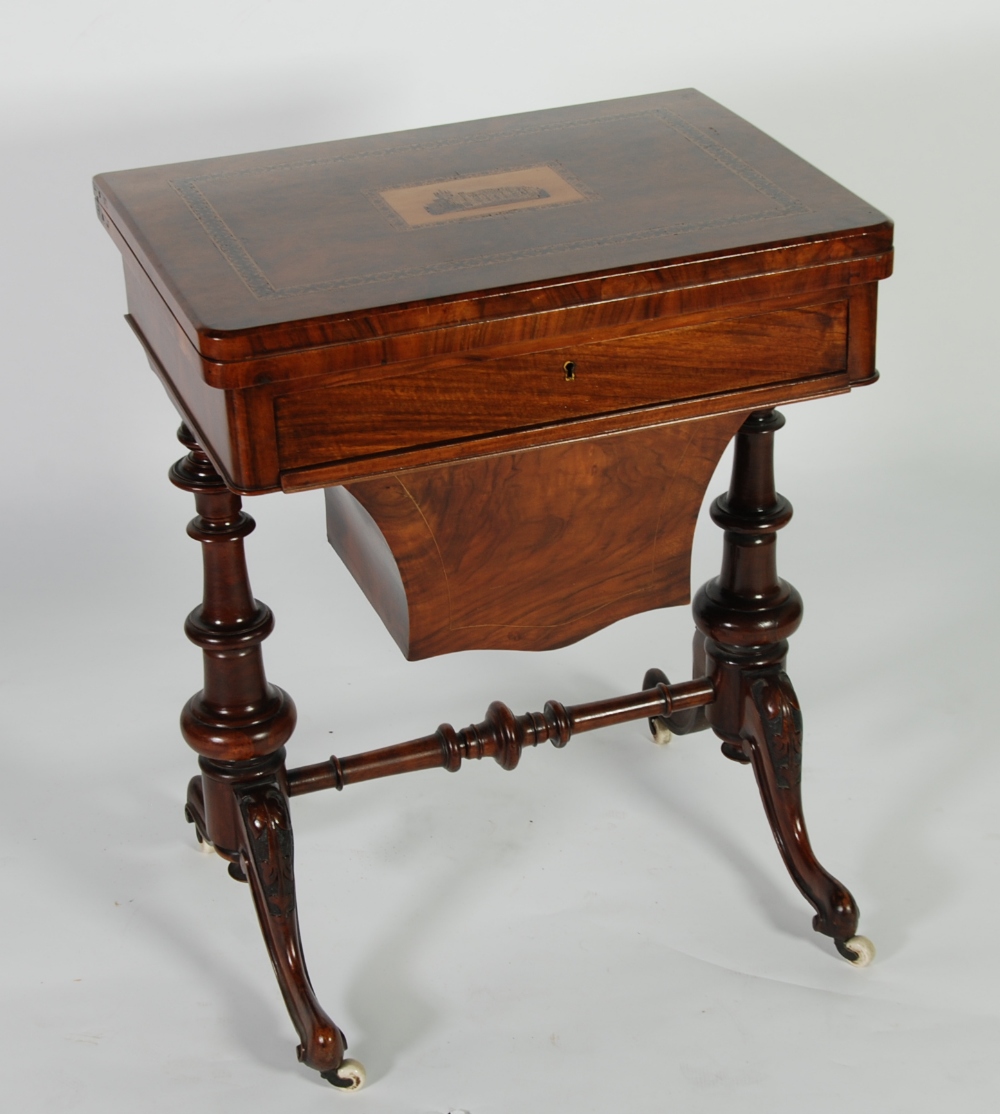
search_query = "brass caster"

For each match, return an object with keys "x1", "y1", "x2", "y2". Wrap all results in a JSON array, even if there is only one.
[
  {"x1": 650, "y1": 717, "x2": 672, "y2": 746},
  {"x1": 322, "y1": 1058, "x2": 366, "y2": 1092},
  {"x1": 836, "y1": 935, "x2": 875, "y2": 967}
]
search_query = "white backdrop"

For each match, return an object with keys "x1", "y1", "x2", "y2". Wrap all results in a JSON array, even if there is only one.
[{"x1": 3, "y1": 3, "x2": 999, "y2": 1111}]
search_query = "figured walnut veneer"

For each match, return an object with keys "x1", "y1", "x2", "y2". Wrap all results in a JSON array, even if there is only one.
[
  {"x1": 96, "y1": 88, "x2": 890, "y2": 497},
  {"x1": 325, "y1": 415, "x2": 743, "y2": 658},
  {"x1": 277, "y1": 301, "x2": 846, "y2": 470},
  {"x1": 95, "y1": 88, "x2": 892, "y2": 1087}
]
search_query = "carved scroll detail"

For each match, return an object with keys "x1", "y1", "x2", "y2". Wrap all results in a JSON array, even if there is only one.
[
  {"x1": 235, "y1": 779, "x2": 348, "y2": 1078},
  {"x1": 240, "y1": 784, "x2": 296, "y2": 920},
  {"x1": 694, "y1": 411, "x2": 863, "y2": 951},
  {"x1": 748, "y1": 671, "x2": 803, "y2": 791}
]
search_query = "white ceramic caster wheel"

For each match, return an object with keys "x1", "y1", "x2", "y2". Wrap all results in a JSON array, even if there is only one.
[
  {"x1": 328, "y1": 1058, "x2": 366, "y2": 1092},
  {"x1": 651, "y1": 717, "x2": 672, "y2": 746},
  {"x1": 839, "y1": 935, "x2": 875, "y2": 967},
  {"x1": 196, "y1": 834, "x2": 215, "y2": 855}
]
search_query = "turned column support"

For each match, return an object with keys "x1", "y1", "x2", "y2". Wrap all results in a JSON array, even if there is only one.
[
  {"x1": 168, "y1": 426, "x2": 363, "y2": 1087},
  {"x1": 168, "y1": 425, "x2": 296, "y2": 766},
  {"x1": 286, "y1": 676, "x2": 716, "y2": 796},
  {"x1": 692, "y1": 410, "x2": 870, "y2": 961},
  {"x1": 694, "y1": 409, "x2": 802, "y2": 756},
  {"x1": 169, "y1": 425, "x2": 296, "y2": 856}
]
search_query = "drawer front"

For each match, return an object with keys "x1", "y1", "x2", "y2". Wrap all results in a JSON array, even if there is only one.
[{"x1": 275, "y1": 301, "x2": 846, "y2": 470}]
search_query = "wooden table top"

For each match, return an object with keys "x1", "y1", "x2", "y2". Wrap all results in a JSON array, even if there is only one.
[
  {"x1": 95, "y1": 89, "x2": 892, "y2": 499},
  {"x1": 94, "y1": 89, "x2": 891, "y2": 370}
]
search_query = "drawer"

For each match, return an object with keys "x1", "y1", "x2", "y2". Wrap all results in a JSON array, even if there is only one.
[{"x1": 274, "y1": 301, "x2": 846, "y2": 470}]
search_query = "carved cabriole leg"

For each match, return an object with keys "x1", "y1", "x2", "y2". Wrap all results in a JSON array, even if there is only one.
[
  {"x1": 693, "y1": 410, "x2": 872, "y2": 963},
  {"x1": 742, "y1": 670, "x2": 861, "y2": 953},
  {"x1": 169, "y1": 425, "x2": 364, "y2": 1087}
]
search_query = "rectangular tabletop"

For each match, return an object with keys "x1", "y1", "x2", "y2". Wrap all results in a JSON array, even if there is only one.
[{"x1": 95, "y1": 89, "x2": 893, "y2": 493}]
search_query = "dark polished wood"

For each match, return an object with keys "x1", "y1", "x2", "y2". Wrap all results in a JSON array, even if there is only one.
[
  {"x1": 278, "y1": 300, "x2": 847, "y2": 469},
  {"x1": 96, "y1": 88, "x2": 890, "y2": 494},
  {"x1": 171, "y1": 426, "x2": 362, "y2": 1087},
  {"x1": 643, "y1": 631, "x2": 712, "y2": 738},
  {"x1": 94, "y1": 90, "x2": 889, "y2": 357},
  {"x1": 168, "y1": 424, "x2": 295, "y2": 766},
  {"x1": 286, "y1": 676, "x2": 714, "y2": 795},
  {"x1": 96, "y1": 90, "x2": 890, "y2": 1087},
  {"x1": 326, "y1": 414, "x2": 743, "y2": 657},
  {"x1": 234, "y1": 773, "x2": 356, "y2": 1086},
  {"x1": 693, "y1": 410, "x2": 860, "y2": 948}
]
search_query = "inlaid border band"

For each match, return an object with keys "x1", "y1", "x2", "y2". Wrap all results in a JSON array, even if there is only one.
[{"x1": 170, "y1": 107, "x2": 808, "y2": 301}]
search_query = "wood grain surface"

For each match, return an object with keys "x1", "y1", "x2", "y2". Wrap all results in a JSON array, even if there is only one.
[
  {"x1": 326, "y1": 414, "x2": 744, "y2": 657},
  {"x1": 95, "y1": 88, "x2": 891, "y2": 364},
  {"x1": 94, "y1": 90, "x2": 892, "y2": 1085},
  {"x1": 97, "y1": 89, "x2": 891, "y2": 494},
  {"x1": 280, "y1": 301, "x2": 845, "y2": 470}
]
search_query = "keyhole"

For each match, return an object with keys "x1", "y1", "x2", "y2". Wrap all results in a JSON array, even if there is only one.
[{"x1": 563, "y1": 361, "x2": 576, "y2": 381}]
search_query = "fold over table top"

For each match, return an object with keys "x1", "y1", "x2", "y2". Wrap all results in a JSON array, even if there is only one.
[{"x1": 94, "y1": 88, "x2": 892, "y2": 381}]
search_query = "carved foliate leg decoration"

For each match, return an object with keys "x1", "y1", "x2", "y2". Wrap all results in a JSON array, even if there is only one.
[
  {"x1": 693, "y1": 411, "x2": 872, "y2": 964},
  {"x1": 169, "y1": 425, "x2": 365, "y2": 1085},
  {"x1": 743, "y1": 669, "x2": 864, "y2": 955},
  {"x1": 235, "y1": 777, "x2": 364, "y2": 1089}
]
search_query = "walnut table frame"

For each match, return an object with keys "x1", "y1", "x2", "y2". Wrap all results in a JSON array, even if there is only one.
[{"x1": 95, "y1": 89, "x2": 892, "y2": 1089}]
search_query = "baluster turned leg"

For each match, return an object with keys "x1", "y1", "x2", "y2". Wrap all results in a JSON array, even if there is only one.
[
  {"x1": 169, "y1": 425, "x2": 366, "y2": 1087},
  {"x1": 693, "y1": 410, "x2": 874, "y2": 965}
]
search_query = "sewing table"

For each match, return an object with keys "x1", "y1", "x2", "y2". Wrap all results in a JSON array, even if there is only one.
[{"x1": 94, "y1": 89, "x2": 893, "y2": 1089}]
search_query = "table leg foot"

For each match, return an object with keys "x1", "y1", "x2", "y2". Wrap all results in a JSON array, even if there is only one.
[
  {"x1": 693, "y1": 410, "x2": 869, "y2": 961},
  {"x1": 836, "y1": 935, "x2": 876, "y2": 967},
  {"x1": 169, "y1": 425, "x2": 361, "y2": 1081},
  {"x1": 720, "y1": 740, "x2": 751, "y2": 764},
  {"x1": 235, "y1": 776, "x2": 360, "y2": 1086},
  {"x1": 184, "y1": 774, "x2": 217, "y2": 852},
  {"x1": 742, "y1": 669, "x2": 861, "y2": 949},
  {"x1": 321, "y1": 1059, "x2": 367, "y2": 1091}
]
